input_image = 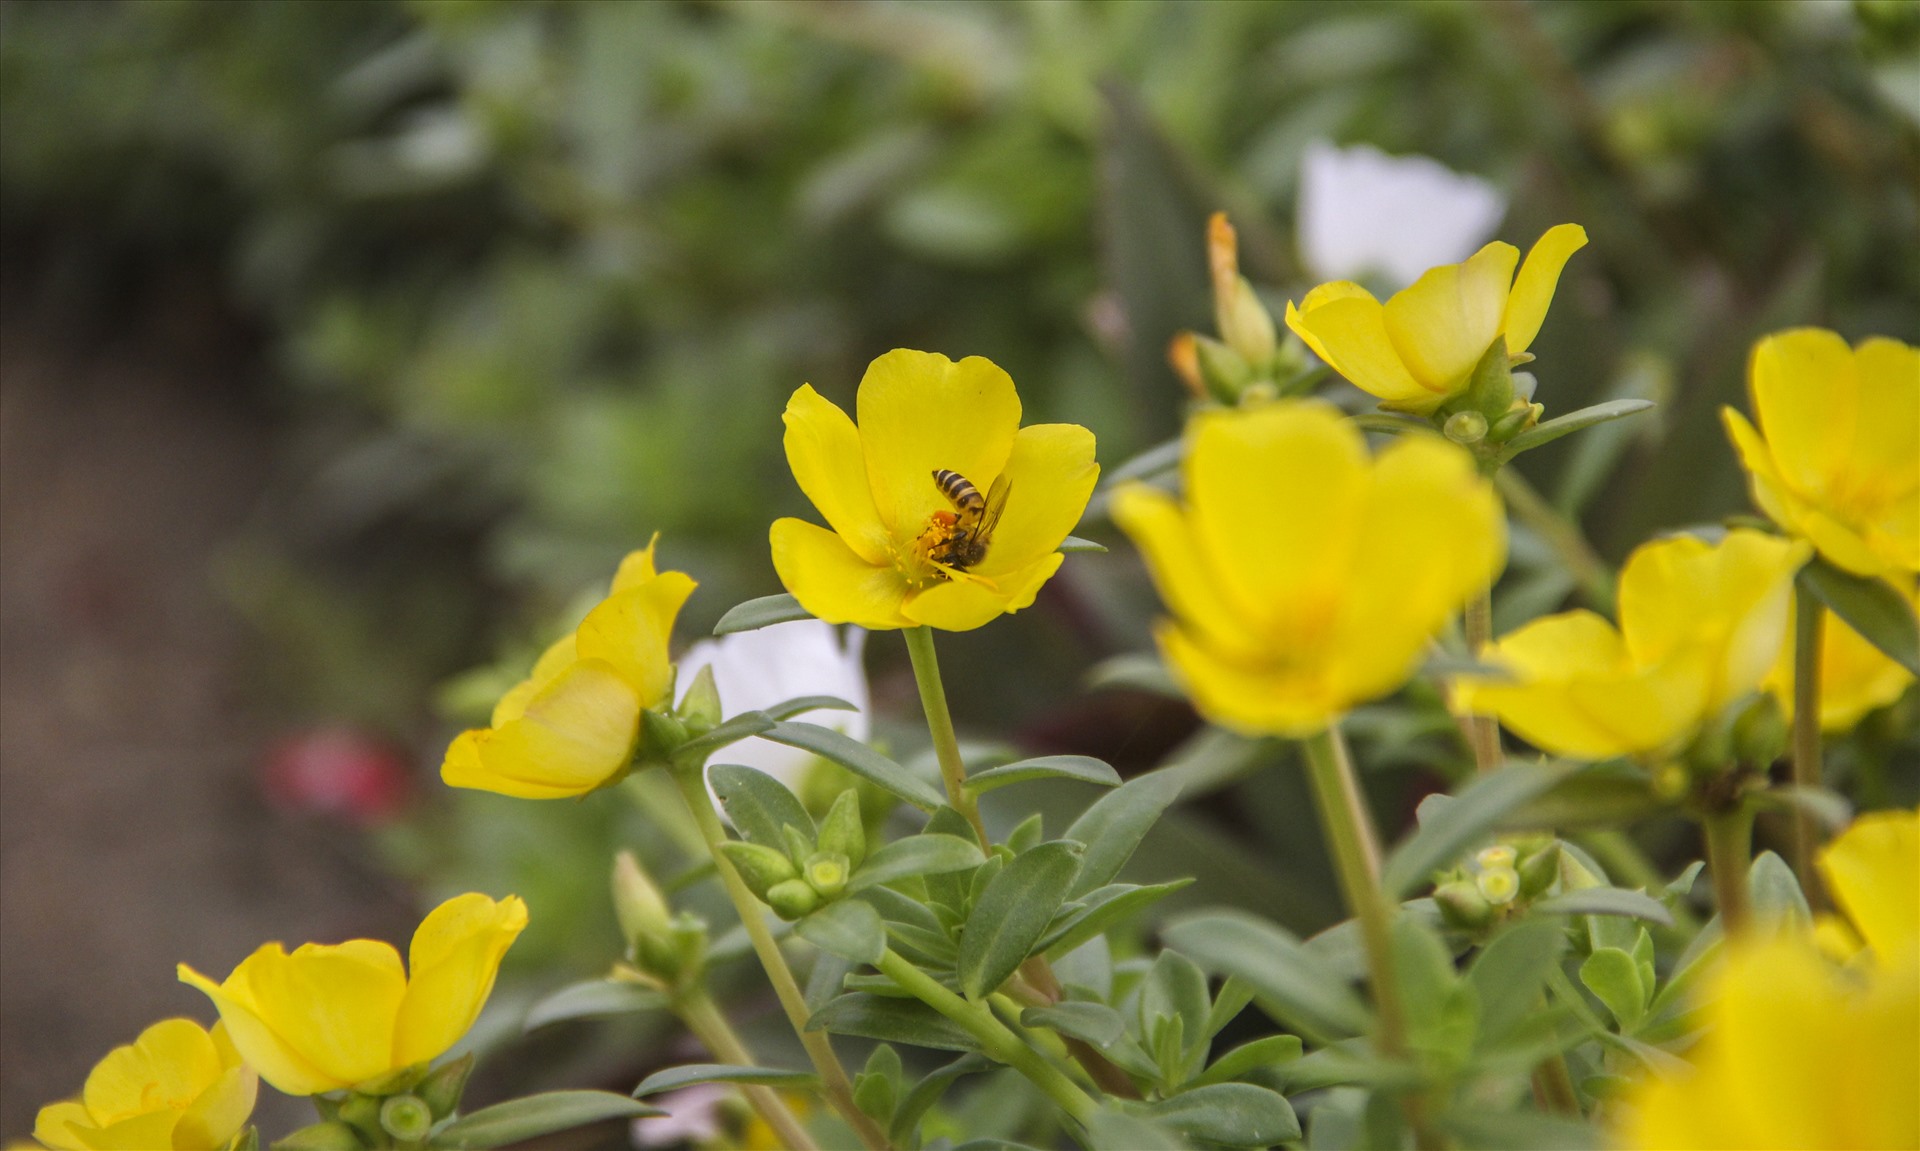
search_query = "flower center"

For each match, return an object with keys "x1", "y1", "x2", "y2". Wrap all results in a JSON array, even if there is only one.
[{"x1": 897, "y1": 512, "x2": 962, "y2": 588}]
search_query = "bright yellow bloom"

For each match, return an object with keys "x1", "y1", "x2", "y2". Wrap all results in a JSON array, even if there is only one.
[
  {"x1": 179, "y1": 893, "x2": 527, "y2": 1096},
  {"x1": 1112, "y1": 401, "x2": 1505, "y2": 736},
  {"x1": 441, "y1": 539, "x2": 695, "y2": 798},
  {"x1": 1723, "y1": 329, "x2": 1920, "y2": 578},
  {"x1": 1458, "y1": 531, "x2": 1809, "y2": 759},
  {"x1": 1813, "y1": 806, "x2": 1919, "y2": 967},
  {"x1": 770, "y1": 349, "x2": 1098, "y2": 632},
  {"x1": 33, "y1": 1020, "x2": 256, "y2": 1151},
  {"x1": 1284, "y1": 224, "x2": 1587, "y2": 414},
  {"x1": 1617, "y1": 936, "x2": 1919, "y2": 1150},
  {"x1": 1765, "y1": 578, "x2": 1917, "y2": 733}
]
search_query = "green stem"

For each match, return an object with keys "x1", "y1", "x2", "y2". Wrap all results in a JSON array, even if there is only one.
[
  {"x1": 901, "y1": 626, "x2": 988, "y2": 845},
  {"x1": 1462, "y1": 586, "x2": 1503, "y2": 773},
  {"x1": 1531, "y1": 1036, "x2": 1582, "y2": 1116},
  {"x1": 1495, "y1": 468, "x2": 1616, "y2": 614},
  {"x1": 668, "y1": 764, "x2": 893, "y2": 1151},
  {"x1": 678, "y1": 988, "x2": 819, "y2": 1151},
  {"x1": 1703, "y1": 804, "x2": 1755, "y2": 937},
  {"x1": 1789, "y1": 583, "x2": 1826, "y2": 907},
  {"x1": 874, "y1": 948, "x2": 1098, "y2": 1125}
]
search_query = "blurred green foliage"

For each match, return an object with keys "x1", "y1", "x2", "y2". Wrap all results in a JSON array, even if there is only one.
[{"x1": 6, "y1": 0, "x2": 1917, "y2": 1007}]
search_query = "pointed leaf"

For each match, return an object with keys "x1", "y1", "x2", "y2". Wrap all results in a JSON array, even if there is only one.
[
  {"x1": 1533, "y1": 887, "x2": 1673, "y2": 926},
  {"x1": 808, "y1": 993, "x2": 980, "y2": 1052},
  {"x1": 1040, "y1": 880, "x2": 1195, "y2": 959},
  {"x1": 1500, "y1": 399, "x2": 1656, "y2": 457},
  {"x1": 1383, "y1": 763, "x2": 1577, "y2": 898},
  {"x1": 431, "y1": 1092, "x2": 663, "y2": 1149},
  {"x1": 958, "y1": 841, "x2": 1084, "y2": 999},
  {"x1": 632, "y1": 1064, "x2": 816, "y2": 1097},
  {"x1": 1579, "y1": 948, "x2": 1647, "y2": 1031},
  {"x1": 1064, "y1": 771, "x2": 1184, "y2": 897},
  {"x1": 760, "y1": 721, "x2": 945, "y2": 811},
  {"x1": 709, "y1": 763, "x2": 814, "y2": 849},
  {"x1": 671, "y1": 712, "x2": 777, "y2": 765},
  {"x1": 1163, "y1": 912, "x2": 1370, "y2": 1043},
  {"x1": 797, "y1": 899, "x2": 886, "y2": 965},
  {"x1": 760, "y1": 695, "x2": 859, "y2": 721},
  {"x1": 891, "y1": 1054, "x2": 993, "y2": 1144},
  {"x1": 1467, "y1": 917, "x2": 1567, "y2": 1046},
  {"x1": 1190, "y1": 1035, "x2": 1303, "y2": 1088},
  {"x1": 1799, "y1": 557, "x2": 1920, "y2": 675},
  {"x1": 1103, "y1": 437, "x2": 1184, "y2": 488},
  {"x1": 965, "y1": 755, "x2": 1122, "y2": 794},
  {"x1": 524, "y1": 980, "x2": 668, "y2": 1032},
  {"x1": 848, "y1": 834, "x2": 984, "y2": 893},
  {"x1": 1148, "y1": 1083, "x2": 1300, "y2": 1148},
  {"x1": 713, "y1": 594, "x2": 813, "y2": 635},
  {"x1": 1021, "y1": 1001, "x2": 1127, "y2": 1048}
]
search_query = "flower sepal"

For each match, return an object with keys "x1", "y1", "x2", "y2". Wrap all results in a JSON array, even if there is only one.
[{"x1": 269, "y1": 1120, "x2": 363, "y2": 1151}]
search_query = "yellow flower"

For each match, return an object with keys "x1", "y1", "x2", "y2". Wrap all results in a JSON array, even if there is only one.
[
  {"x1": 442, "y1": 539, "x2": 696, "y2": 798},
  {"x1": 1813, "y1": 806, "x2": 1919, "y2": 967},
  {"x1": 32, "y1": 1019, "x2": 256, "y2": 1151},
  {"x1": 178, "y1": 893, "x2": 528, "y2": 1096},
  {"x1": 1458, "y1": 530, "x2": 1809, "y2": 760},
  {"x1": 1764, "y1": 578, "x2": 1918, "y2": 733},
  {"x1": 1617, "y1": 936, "x2": 1919, "y2": 1150},
  {"x1": 1112, "y1": 400, "x2": 1504, "y2": 736},
  {"x1": 1284, "y1": 224, "x2": 1587, "y2": 414},
  {"x1": 770, "y1": 349, "x2": 1098, "y2": 632},
  {"x1": 1723, "y1": 329, "x2": 1920, "y2": 578}
]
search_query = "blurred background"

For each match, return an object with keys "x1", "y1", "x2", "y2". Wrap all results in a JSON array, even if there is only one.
[{"x1": 3, "y1": 0, "x2": 1917, "y2": 1144}]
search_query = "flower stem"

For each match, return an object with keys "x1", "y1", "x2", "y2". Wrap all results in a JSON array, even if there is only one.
[
  {"x1": 1462, "y1": 586, "x2": 1503, "y2": 773},
  {"x1": 901, "y1": 626, "x2": 988, "y2": 846},
  {"x1": 668, "y1": 764, "x2": 893, "y2": 1151},
  {"x1": 1789, "y1": 582, "x2": 1825, "y2": 905},
  {"x1": 677, "y1": 987, "x2": 819, "y2": 1151},
  {"x1": 874, "y1": 947, "x2": 1098, "y2": 1126},
  {"x1": 1702, "y1": 804, "x2": 1755, "y2": 937}
]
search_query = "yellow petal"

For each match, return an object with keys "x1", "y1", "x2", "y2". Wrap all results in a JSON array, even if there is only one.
[
  {"x1": 1109, "y1": 483, "x2": 1260, "y2": 660},
  {"x1": 783, "y1": 384, "x2": 891, "y2": 564},
  {"x1": 1383, "y1": 241, "x2": 1516, "y2": 393},
  {"x1": 393, "y1": 894, "x2": 529, "y2": 1067},
  {"x1": 1285, "y1": 289, "x2": 1437, "y2": 410},
  {"x1": 576, "y1": 571, "x2": 696, "y2": 708},
  {"x1": 33, "y1": 1102, "x2": 94, "y2": 1151},
  {"x1": 81, "y1": 1019, "x2": 221, "y2": 1126},
  {"x1": 452, "y1": 661, "x2": 642, "y2": 797},
  {"x1": 901, "y1": 553, "x2": 1062, "y2": 632},
  {"x1": 177, "y1": 956, "x2": 350, "y2": 1097},
  {"x1": 1765, "y1": 582, "x2": 1917, "y2": 732},
  {"x1": 770, "y1": 517, "x2": 914, "y2": 630},
  {"x1": 236, "y1": 939, "x2": 406, "y2": 1088},
  {"x1": 973, "y1": 423, "x2": 1098, "y2": 577},
  {"x1": 1817, "y1": 807, "x2": 1919, "y2": 965},
  {"x1": 855, "y1": 350, "x2": 1020, "y2": 543},
  {"x1": 61, "y1": 1112, "x2": 179, "y2": 1151},
  {"x1": 1750, "y1": 327, "x2": 1857, "y2": 500},
  {"x1": 491, "y1": 632, "x2": 578, "y2": 727},
  {"x1": 1156, "y1": 620, "x2": 1340, "y2": 737},
  {"x1": 173, "y1": 1065, "x2": 257, "y2": 1151},
  {"x1": 608, "y1": 537, "x2": 660, "y2": 593},
  {"x1": 1500, "y1": 224, "x2": 1587, "y2": 354},
  {"x1": 1184, "y1": 402, "x2": 1368, "y2": 642}
]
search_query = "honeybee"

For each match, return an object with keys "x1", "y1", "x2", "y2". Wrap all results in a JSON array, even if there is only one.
[{"x1": 929, "y1": 469, "x2": 1010, "y2": 571}]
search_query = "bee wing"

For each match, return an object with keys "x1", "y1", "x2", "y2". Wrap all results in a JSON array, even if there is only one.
[{"x1": 978, "y1": 474, "x2": 1012, "y2": 537}]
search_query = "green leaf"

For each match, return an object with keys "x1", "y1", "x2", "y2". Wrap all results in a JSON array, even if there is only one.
[
  {"x1": 1189, "y1": 1034, "x2": 1303, "y2": 1088},
  {"x1": 1352, "y1": 412, "x2": 1432, "y2": 435},
  {"x1": 1021, "y1": 1001, "x2": 1127, "y2": 1047},
  {"x1": 1148, "y1": 1083, "x2": 1300, "y2": 1148},
  {"x1": 1752, "y1": 785, "x2": 1853, "y2": 833},
  {"x1": 1086, "y1": 1108, "x2": 1192, "y2": 1151},
  {"x1": 1205, "y1": 977, "x2": 1257, "y2": 1039},
  {"x1": 1799, "y1": 556, "x2": 1920, "y2": 675},
  {"x1": 1442, "y1": 1111, "x2": 1600, "y2": 1151},
  {"x1": 759, "y1": 721, "x2": 945, "y2": 811},
  {"x1": 1140, "y1": 950, "x2": 1211, "y2": 1078},
  {"x1": 1039, "y1": 880, "x2": 1194, "y2": 959},
  {"x1": 709, "y1": 763, "x2": 814, "y2": 850},
  {"x1": 847, "y1": 834, "x2": 985, "y2": 893},
  {"x1": 1501, "y1": 766, "x2": 1666, "y2": 829},
  {"x1": 1383, "y1": 763, "x2": 1576, "y2": 898},
  {"x1": 797, "y1": 899, "x2": 885, "y2": 965},
  {"x1": 958, "y1": 841, "x2": 1083, "y2": 999},
  {"x1": 1500, "y1": 399, "x2": 1656, "y2": 457},
  {"x1": 1064, "y1": 771, "x2": 1184, "y2": 897},
  {"x1": 713, "y1": 593, "x2": 813, "y2": 635},
  {"x1": 671, "y1": 712, "x2": 776, "y2": 764},
  {"x1": 808, "y1": 993, "x2": 980, "y2": 1052},
  {"x1": 632, "y1": 1064, "x2": 817, "y2": 1097},
  {"x1": 890, "y1": 1053, "x2": 993, "y2": 1144},
  {"x1": 1085, "y1": 652, "x2": 1183, "y2": 697},
  {"x1": 1058, "y1": 535, "x2": 1109, "y2": 554},
  {"x1": 1533, "y1": 887, "x2": 1673, "y2": 926},
  {"x1": 965, "y1": 755, "x2": 1122, "y2": 794},
  {"x1": 1394, "y1": 916, "x2": 1477, "y2": 1064},
  {"x1": 1748, "y1": 850, "x2": 1812, "y2": 930},
  {"x1": 1466, "y1": 917, "x2": 1567, "y2": 1046},
  {"x1": 431, "y1": 1091, "x2": 663, "y2": 1149},
  {"x1": 524, "y1": 980, "x2": 668, "y2": 1031},
  {"x1": 758, "y1": 695, "x2": 859, "y2": 721},
  {"x1": 1579, "y1": 947, "x2": 1647, "y2": 1031},
  {"x1": 1103, "y1": 436, "x2": 1183, "y2": 488},
  {"x1": 1163, "y1": 912, "x2": 1370, "y2": 1043}
]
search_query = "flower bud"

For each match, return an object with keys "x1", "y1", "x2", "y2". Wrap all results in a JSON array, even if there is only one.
[
  {"x1": 1475, "y1": 845, "x2": 1517, "y2": 871},
  {"x1": 1489, "y1": 402, "x2": 1544, "y2": 443},
  {"x1": 717, "y1": 840, "x2": 799, "y2": 899},
  {"x1": 1731, "y1": 693, "x2": 1787, "y2": 768},
  {"x1": 1652, "y1": 761, "x2": 1690, "y2": 801},
  {"x1": 1476, "y1": 866, "x2": 1521, "y2": 905},
  {"x1": 1510, "y1": 369, "x2": 1538, "y2": 403},
  {"x1": 767, "y1": 878, "x2": 820, "y2": 920},
  {"x1": 1434, "y1": 879, "x2": 1493, "y2": 929},
  {"x1": 676, "y1": 663, "x2": 723, "y2": 736},
  {"x1": 1518, "y1": 843, "x2": 1561, "y2": 899},
  {"x1": 641, "y1": 708, "x2": 690, "y2": 762},
  {"x1": 1194, "y1": 334, "x2": 1253, "y2": 401},
  {"x1": 612, "y1": 850, "x2": 673, "y2": 951},
  {"x1": 1464, "y1": 336, "x2": 1515, "y2": 419},
  {"x1": 816, "y1": 789, "x2": 867, "y2": 868},
  {"x1": 1445, "y1": 410, "x2": 1489, "y2": 445},
  {"x1": 806, "y1": 852, "x2": 851, "y2": 899},
  {"x1": 1209, "y1": 213, "x2": 1278, "y2": 366},
  {"x1": 416, "y1": 1053, "x2": 475, "y2": 1119},
  {"x1": 1167, "y1": 332, "x2": 1208, "y2": 401},
  {"x1": 379, "y1": 1095, "x2": 433, "y2": 1143},
  {"x1": 337, "y1": 1095, "x2": 382, "y2": 1144},
  {"x1": 272, "y1": 1121, "x2": 366, "y2": 1151}
]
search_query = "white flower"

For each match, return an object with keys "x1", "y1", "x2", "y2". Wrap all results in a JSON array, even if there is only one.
[
  {"x1": 631, "y1": 1083, "x2": 731, "y2": 1147},
  {"x1": 678, "y1": 619, "x2": 870, "y2": 794},
  {"x1": 1296, "y1": 140, "x2": 1507, "y2": 291}
]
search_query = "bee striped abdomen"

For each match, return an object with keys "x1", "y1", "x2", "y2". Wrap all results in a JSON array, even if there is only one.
[{"x1": 932, "y1": 469, "x2": 984, "y2": 512}]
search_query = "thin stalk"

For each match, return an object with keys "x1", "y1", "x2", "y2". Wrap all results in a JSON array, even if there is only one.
[
  {"x1": 678, "y1": 988, "x2": 819, "y2": 1151},
  {"x1": 1301, "y1": 727, "x2": 1440, "y2": 1149},
  {"x1": 1495, "y1": 468, "x2": 1616, "y2": 613},
  {"x1": 901, "y1": 626, "x2": 988, "y2": 845},
  {"x1": 1702, "y1": 805, "x2": 1755, "y2": 937},
  {"x1": 669, "y1": 765, "x2": 892, "y2": 1151},
  {"x1": 874, "y1": 948, "x2": 1098, "y2": 1125},
  {"x1": 1462, "y1": 586, "x2": 1503, "y2": 773},
  {"x1": 1530, "y1": 1032, "x2": 1582, "y2": 1116},
  {"x1": 1789, "y1": 583, "x2": 1825, "y2": 906}
]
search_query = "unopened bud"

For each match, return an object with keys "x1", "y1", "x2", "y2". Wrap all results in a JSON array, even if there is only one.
[
  {"x1": 767, "y1": 878, "x2": 820, "y2": 920},
  {"x1": 416, "y1": 1053, "x2": 474, "y2": 1119},
  {"x1": 337, "y1": 1095, "x2": 382, "y2": 1142},
  {"x1": 379, "y1": 1096, "x2": 433, "y2": 1143},
  {"x1": 1208, "y1": 213, "x2": 1277, "y2": 365},
  {"x1": 816, "y1": 790, "x2": 867, "y2": 868},
  {"x1": 612, "y1": 850, "x2": 672, "y2": 948},
  {"x1": 806, "y1": 852, "x2": 851, "y2": 898},
  {"x1": 1509, "y1": 369, "x2": 1538, "y2": 402},
  {"x1": 1167, "y1": 332, "x2": 1207, "y2": 401},
  {"x1": 1476, "y1": 866, "x2": 1521, "y2": 905},
  {"x1": 1435, "y1": 880, "x2": 1493, "y2": 929},
  {"x1": 717, "y1": 840, "x2": 798, "y2": 899},
  {"x1": 1445, "y1": 410, "x2": 1489, "y2": 445},
  {"x1": 1518, "y1": 843, "x2": 1561, "y2": 899},
  {"x1": 1475, "y1": 845, "x2": 1517, "y2": 871},
  {"x1": 1652, "y1": 761, "x2": 1690, "y2": 801},
  {"x1": 676, "y1": 664, "x2": 723, "y2": 736},
  {"x1": 1193, "y1": 334, "x2": 1253, "y2": 401},
  {"x1": 1731, "y1": 694, "x2": 1787, "y2": 768},
  {"x1": 271, "y1": 1121, "x2": 364, "y2": 1151},
  {"x1": 1489, "y1": 402, "x2": 1544, "y2": 443}
]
